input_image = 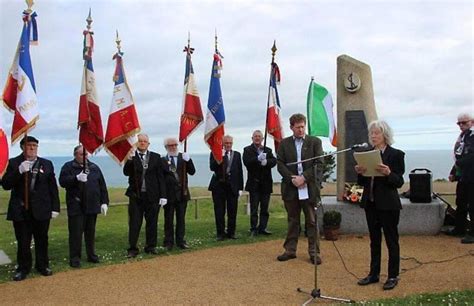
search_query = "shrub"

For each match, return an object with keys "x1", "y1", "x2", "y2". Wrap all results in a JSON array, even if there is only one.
[{"x1": 323, "y1": 210, "x2": 341, "y2": 227}]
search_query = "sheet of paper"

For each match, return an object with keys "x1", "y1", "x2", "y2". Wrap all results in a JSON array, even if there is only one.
[
  {"x1": 298, "y1": 184, "x2": 309, "y2": 200},
  {"x1": 353, "y1": 149, "x2": 384, "y2": 177}
]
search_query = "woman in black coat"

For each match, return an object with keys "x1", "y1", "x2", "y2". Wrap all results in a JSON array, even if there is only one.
[{"x1": 355, "y1": 120, "x2": 405, "y2": 290}]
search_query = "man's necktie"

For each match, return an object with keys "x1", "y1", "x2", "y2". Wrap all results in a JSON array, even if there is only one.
[{"x1": 139, "y1": 153, "x2": 145, "y2": 160}]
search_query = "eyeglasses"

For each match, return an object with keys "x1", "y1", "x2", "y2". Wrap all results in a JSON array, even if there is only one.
[
  {"x1": 457, "y1": 121, "x2": 470, "y2": 125},
  {"x1": 167, "y1": 144, "x2": 178, "y2": 147}
]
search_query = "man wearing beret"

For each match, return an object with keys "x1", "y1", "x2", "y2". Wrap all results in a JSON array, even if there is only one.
[{"x1": 2, "y1": 136, "x2": 60, "y2": 281}]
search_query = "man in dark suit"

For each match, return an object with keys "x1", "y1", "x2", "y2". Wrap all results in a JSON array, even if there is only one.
[
  {"x1": 243, "y1": 130, "x2": 277, "y2": 236},
  {"x1": 123, "y1": 134, "x2": 167, "y2": 258},
  {"x1": 276, "y1": 114, "x2": 323, "y2": 265},
  {"x1": 162, "y1": 137, "x2": 196, "y2": 250},
  {"x1": 209, "y1": 135, "x2": 244, "y2": 240},
  {"x1": 355, "y1": 120, "x2": 405, "y2": 290},
  {"x1": 59, "y1": 145, "x2": 109, "y2": 268},
  {"x1": 2, "y1": 136, "x2": 60, "y2": 281}
]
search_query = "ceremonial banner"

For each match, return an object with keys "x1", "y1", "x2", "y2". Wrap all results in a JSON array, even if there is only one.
[
  {"x1": 266, "y1": 62, "x2": 283, "y2": 151},
  {"x1": 307, "y1": 79, "x2": 337, "y2": 146},
  {"x1": 179, "y1": 45, "x2": 203, "y2": 142},
  {"x1": 104, "y1": 50, "x2": 140, "y2": 164},
  {"x1": 78, "y1": 19, "x2": 104, "y2": 154},
  {"x1": 1, "y1": 9, "x2": 39, "y2": 143},
  {"x1": 0, "y1": 115, "x2": 8, "y2": 177},
  {"x1": 204, "y1": 52, "x2": 225, "y2": 164}
]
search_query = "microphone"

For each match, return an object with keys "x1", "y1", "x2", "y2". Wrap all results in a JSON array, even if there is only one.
[{"x1": 351, "y1": 143, "x2": 369, "y2": 149}]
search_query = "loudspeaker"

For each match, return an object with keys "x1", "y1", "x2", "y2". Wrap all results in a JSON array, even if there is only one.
[{"x1": 409, "y1": 168, "x2": 432, "y2": 203}]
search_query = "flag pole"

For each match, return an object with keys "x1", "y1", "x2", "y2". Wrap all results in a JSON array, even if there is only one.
[
  {"x1": 215, "y1": 29, "x2": 226, "y2": 179},
  {"x1": 263, "y1": 40, "x2": 277, "y2": 150},
  {"x1": 182, "y1": 32, "x2": 191, "y2": 197}
]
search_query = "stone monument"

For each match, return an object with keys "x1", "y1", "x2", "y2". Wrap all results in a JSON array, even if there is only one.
[{"x1": 336, "y1": 55, "x2": 378, "y2": 200}]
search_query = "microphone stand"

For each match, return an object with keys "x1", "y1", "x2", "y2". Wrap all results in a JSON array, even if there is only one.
[{"x1": 294, "y1": 151, "x2": 355, "y2": 304}]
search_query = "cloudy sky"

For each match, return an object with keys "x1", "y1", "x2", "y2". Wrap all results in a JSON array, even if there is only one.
[{"x1": 1, "y1": 0, "x2": 472, "y2": 157}]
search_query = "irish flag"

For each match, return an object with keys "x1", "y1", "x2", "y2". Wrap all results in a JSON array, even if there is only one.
[{"x1": 307, "y1": 79, "x2": 337, "y2": 146}]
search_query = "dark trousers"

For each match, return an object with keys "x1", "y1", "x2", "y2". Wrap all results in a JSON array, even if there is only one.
[
  {"x1": 365, "y1": 207, "x2": 400, "y2": 278},
  {"x1": 68, "y1": 214, "x2": 97, "y2": 262},
  {"x1": 454, "y1": 181, "x2": 474, "y2": 233},
  {"x1": 212, "y1": 183, "x2": 239, "y2": 237},
  {"x1": 13, "y1": 217, "x2": 51, "y2": 273},
  {"x1": 163, "y1": 200, "x2": 188, "y2": 246},
  {"x1": 283, "y1": 199, "x2": 320, "y2": 257},
  {"x1": 128, "y1": 193, "x2": 160, "y2": 251},
  {"x1": 249, "y1": 191, "x2": 270, "y2": 232}
]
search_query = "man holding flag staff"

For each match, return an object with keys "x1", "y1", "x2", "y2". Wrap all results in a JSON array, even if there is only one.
[{"x1": 2, "y1": 136, "x2": 60, "y2": 281}]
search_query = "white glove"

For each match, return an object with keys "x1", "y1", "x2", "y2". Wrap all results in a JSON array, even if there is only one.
[
  {"x1": 19, "y1": 161, "x2": 32, "y2": 174},
  {"x1": 159, "y1": 198, "x2": 168, "y2": 206},
  {"x1": 238, "y1": 190, "x2": 243, "y2": 197},
  {"x1": 260, "y1": 159, "x2": 268, "y2": 166},
  {"x1": 182, "y1": 152, "x2": 190, "y2": 162},
  {"x1": 257, "y1": 152, "x2": 266, "y2": 161},
  {"x1": 222, "y1": 149, "x2": 226, "y2": 157},
  {"x1": 101, "y1": 204, "x2": 108, "y2": 216},
  {"x1": 76, "y1": 171, "x2": 88, "y2": 182},
  {"x1": 51, "y1": 211, "x2": 59, "y2": 219}
]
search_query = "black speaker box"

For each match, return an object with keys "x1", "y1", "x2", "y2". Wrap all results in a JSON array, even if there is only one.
[{"x1": 409, "y1": 168, "x2": 432, "y2": 203}]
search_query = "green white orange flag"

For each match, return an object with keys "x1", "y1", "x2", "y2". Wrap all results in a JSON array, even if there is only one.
[{"x1": 307, "y1": 78, "x2": 337, "y2": 147}]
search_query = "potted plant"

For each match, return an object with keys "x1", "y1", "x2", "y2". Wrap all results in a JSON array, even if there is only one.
[{"x1": 323, "y1": 210, "x2": 342, "y2": 241}]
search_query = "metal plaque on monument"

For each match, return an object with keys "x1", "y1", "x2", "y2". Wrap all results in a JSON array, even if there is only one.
[{"x1": 336, "y1": 55, "x2": 378, "y2": 200}]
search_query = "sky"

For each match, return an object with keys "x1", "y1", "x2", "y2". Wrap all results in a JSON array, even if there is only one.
[{"x1": 1, "y1": 0, "x2": 473, "y2": 158}]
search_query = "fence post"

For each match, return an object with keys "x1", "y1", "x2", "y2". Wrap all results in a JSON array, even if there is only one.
[{"x1": 194, "y1": 199, "x2": 198, "y2": 219}]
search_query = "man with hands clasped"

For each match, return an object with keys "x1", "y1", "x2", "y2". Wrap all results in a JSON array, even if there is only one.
[
  {"x1": 123, "y1": 134, "x2": 167, "y2": 258},
  {"x1": 59, "y1": 145, "x2": 109, "y2": 268},
  {"x1": 2, "y1": 136, "x2": 60, "y2": 281}
]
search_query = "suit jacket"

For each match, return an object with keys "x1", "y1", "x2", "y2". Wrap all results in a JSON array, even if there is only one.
[
  {"x1": 59, "y1": 160, "x2": 109, "y2": 216},
  {"x1": 2, "y1": 154, "x2": 60, "y2": 221},
  {"x1": 357, "y1": 145, "x2": 405, "y2": 210},
  {"x1": 208, "y1": 151, "x2": 244, "y2": 196},
  {"x1": 162, "y1": 153, "x2": 196, "y2": 203},
  {"x1": 277, "y1": 135, "x2": 323, "y2": 204},
  {"x1": 123, "y1": 151, "x2": 166, "y2": 203},
  {"x1": 243, "y1": 144, "x2": 276, "y2": 194}
]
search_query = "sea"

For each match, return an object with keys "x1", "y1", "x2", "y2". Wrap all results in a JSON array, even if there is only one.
[{"x1": 46, "y1": 150, "x2": 453, "y2": 188}]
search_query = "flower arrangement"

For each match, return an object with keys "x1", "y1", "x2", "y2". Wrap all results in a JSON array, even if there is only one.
[{"x1": 343, "y1": 183, "x2": 363, "y2": 204}]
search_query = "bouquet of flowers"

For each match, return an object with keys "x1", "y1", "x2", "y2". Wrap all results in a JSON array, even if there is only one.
[{"x1": 343, "y1": 183, "x2": 363, "y2": 204}]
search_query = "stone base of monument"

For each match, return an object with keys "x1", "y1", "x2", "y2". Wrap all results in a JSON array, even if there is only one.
[
  {"x1": 0, "y1": 250, "x2": 12, "y2": 265},
  {"x1": 317, "y1": 196, "x2": 445, "y2": 235}
]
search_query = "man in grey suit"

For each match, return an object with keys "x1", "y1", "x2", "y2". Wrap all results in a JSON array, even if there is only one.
[{"x1": 276, "y1": 113, "x2": 324, "y2": 265}]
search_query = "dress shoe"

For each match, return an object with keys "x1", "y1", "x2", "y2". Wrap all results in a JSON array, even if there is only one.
[
  {"x1": 145, "y1": 248, "x2": 158, "y2": 255},
  {"x1": 461, "y1": 234, "x2": 474, "y2": 244},
  {"x1": 357, "y1": 275, "x2": 379, "y2": 286},
  {"x1": 13, "y1": 271, "x2": 27, "y2": 281},
  {"x1": 178, "y1": 243, "x2": 190, "y2": 250},
  {"x1": 127, "y1": 249, "x2": 139, "y2": 258},
  {"x1": 87, "y1": 255, "x2": 100, "y2": 263},
  {"x1": 259, "y1": 230, "x2": 272, "y2": 236},
  {"x1": 383, "y1": 278, "x2": 399, "y2": 290},
  {"x1": 70, "y1": 260, "x2": 81, "y2": 268},
  {"x1": 37, "y1": 267, "x2": 53, "y2": 277},
  {"x1": 216, "y1": 236, "x2": 225, "y2": 241},
  {"x1": 277, "y1": 253, "x2": 297, "y2": 262},
  {"x1": 310, "y1": 256, "x2": 322, "y2": 265}
]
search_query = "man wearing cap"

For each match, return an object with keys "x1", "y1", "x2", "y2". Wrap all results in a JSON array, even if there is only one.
[
  {"x1": 59, "y1": 145, "x2": 109, "y2": 268},
  {"x1": 123, "y1": 133, "x2": 167, "y2": 258},
  {"x1": 2, "y1": 136, "x2": 60, "y2": 281},
  {"x1": 447, "y1": 113, "x2": 474, "y2": 244}
]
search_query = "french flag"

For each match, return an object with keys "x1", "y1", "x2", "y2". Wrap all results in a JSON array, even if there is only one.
[
  {"x1": 204, "y1": 53, "x2": 225, "y2": 164},
  {"x1": 179, "y1": 46, "x2": 203, "y2": 143},
  {"x1": 266, "y1": 62, "x2": 283, "y2": 151},
  {"x1": 1, "y1": 10, "x2": 39, "y2": 143},
  {"x1": 78, "y1": 27, "x2": 104, "y2": 154},
  {"x1": 104, "y1": 51, "x2": 140, "y2": 164}
]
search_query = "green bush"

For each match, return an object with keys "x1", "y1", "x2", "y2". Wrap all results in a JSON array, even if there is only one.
[{"x1": 323, "y1": 210, "x2": 341, "y2": 227}]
